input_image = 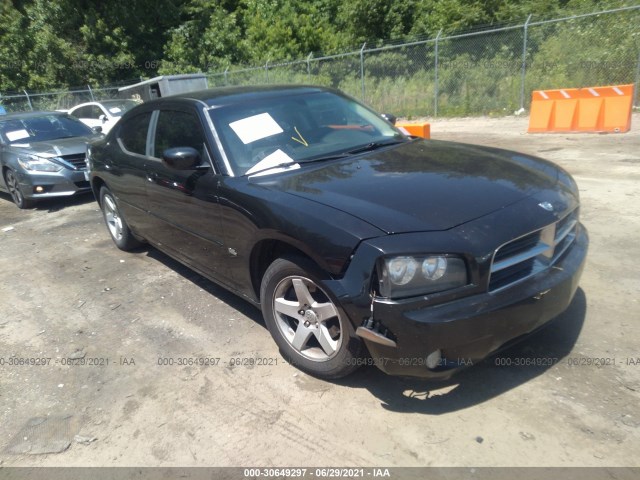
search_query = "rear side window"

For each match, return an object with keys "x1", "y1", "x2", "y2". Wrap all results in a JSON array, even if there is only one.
[
  {"x1": 153, "y1": 110, "x2": 205, "y2": 159},
  {"x1": 73, "y1": 105, "x2": 103, "y2": 119},
  {"x1": 118, "y1": 112, "x2": 152, "y2": 155}
]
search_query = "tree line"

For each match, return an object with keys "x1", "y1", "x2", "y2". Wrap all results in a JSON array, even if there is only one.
[{"x1": 0, "y1": 0, "x2": 630, "y2": 92}]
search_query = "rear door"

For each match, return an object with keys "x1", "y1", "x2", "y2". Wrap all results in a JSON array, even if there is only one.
[
  {"x1": 143, "y1": 106, "x2": 228, "y2": 280},
  {"x1": 106, "y1": 110, "x2": 154, "y2": 230}
]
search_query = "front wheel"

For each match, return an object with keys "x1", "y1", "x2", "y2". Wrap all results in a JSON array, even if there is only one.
[
  {"x1": 4, "y1": 169, "x2": 35, "y2": 209},
  {"x1": 260, "y1": 256, "x2": 363, "y2": 379},
  {"x1": 99, "y1": 186, "x2": 141, "y2": 251}
]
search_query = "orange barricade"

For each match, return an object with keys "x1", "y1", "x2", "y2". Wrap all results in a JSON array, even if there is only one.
[
  {"x1": 396, "y1": 121, "x2": 431, "y2": 138},
  {"x1": 528, "y1": 84, "x2": 633, "y2": 133}
]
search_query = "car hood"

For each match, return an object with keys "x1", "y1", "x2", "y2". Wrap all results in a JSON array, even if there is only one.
[
  {"x1": 10, "y1": 136, "x2": 93, "y2": 157},
  {"x1": 255, "y1": 139, "x2": 565, "y2": 233}
]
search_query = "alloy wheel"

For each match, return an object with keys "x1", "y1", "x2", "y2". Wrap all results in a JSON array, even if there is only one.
[
  {"x1": 5, "y1": 170, "x2": 24, "y2": 206},
  {"x1": 103, "y1": 194, "x2": 124, "y2": 241},
  {"x1": 272, "y1": 276, "x2": 343, "y2": 361}
]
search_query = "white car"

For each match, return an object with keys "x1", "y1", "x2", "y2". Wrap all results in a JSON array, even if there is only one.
[{"x1": 68, "y1": 100, "x2": 139, "y2": 134}]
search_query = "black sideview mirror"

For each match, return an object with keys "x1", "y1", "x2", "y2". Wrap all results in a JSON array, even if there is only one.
[
  {"x1": 162, "y1": 147, "x2": 202, "y2": 170},
  {"x1": 381, "y1": 113, "x2": 397, "y2": 125},
  {"x1": 92, "y1": 126, "x2": 103, "y2": 134}
]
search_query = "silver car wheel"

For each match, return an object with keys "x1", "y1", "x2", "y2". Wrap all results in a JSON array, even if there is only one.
[
  {"x1": 5, "y1": 170, "x2": 23, "y2": 205},
  {"x1": 103, "y1": 194, "x2": 124, "y2": 241},
  {"x1": 272, "y1": 276, "x2": 343, "y2": 361}
]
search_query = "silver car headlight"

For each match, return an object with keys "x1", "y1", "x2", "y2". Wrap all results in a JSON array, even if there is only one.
[
  {"x1": 377, "y1": 255, "x2": 468, "y2": 299},
  {"x1": 18, "y1": 155, "x2": 63, "y2": 173}
]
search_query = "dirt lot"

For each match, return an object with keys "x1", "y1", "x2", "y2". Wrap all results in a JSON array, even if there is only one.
[{"x1": 1, "y1": 114, "x2": 639, "y2": 468}]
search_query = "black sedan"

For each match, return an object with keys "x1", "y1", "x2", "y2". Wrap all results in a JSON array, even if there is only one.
[
  {"x1": 0, "y1": 111, "x2": 99, "y2": 208},
  {"x1": 87, "y1": 86, "x2": 588, "y2": 379}
]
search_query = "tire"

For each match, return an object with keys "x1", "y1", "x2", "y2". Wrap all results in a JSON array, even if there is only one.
[
  {"x1": 260, "y1": 256, "x2": 363, "y2": 379},
  {"x1": 99, "y1": 186, "x2": 141, "y2": 251},
  {"x1": 4, "y1": 169, "x2": 35, "y2": 209}
]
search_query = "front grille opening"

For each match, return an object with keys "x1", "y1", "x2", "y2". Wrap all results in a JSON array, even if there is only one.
[
  {"x1": 489, "y1": 208, "x2": 578, "y2": 292},
  {"x1": 60, "y1": 153, "x2": 87, "y2": 170},
  {"x1": 493, "y1": 231, "x2": 540, "y2": 263},
  {"x1": 489, "y1": 258, "x2": 536, "y2": 291}
]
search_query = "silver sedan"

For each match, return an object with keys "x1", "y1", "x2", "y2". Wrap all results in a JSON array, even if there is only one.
[{"x1": 0, "y1": 111, "x2": 100, "y2": 209}]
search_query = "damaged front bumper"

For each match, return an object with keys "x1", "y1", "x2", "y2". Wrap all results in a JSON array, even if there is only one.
[{"x1": 334, "y1": 224, "x2": 588, "y2": 379}]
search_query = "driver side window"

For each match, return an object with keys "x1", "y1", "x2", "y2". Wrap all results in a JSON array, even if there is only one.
[{"x1": 153, "y1": 110, "x2": 206, "y2": 161}]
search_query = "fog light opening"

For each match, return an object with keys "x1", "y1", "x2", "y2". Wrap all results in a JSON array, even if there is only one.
[
  {"x1": 426, "y1": 349, "x2": 442, "y2": 369},
  {"x1": 35, "y1": 186, "x2": 45, "y2": 193}
]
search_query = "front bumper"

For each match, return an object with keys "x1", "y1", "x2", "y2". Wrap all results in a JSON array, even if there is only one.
[
  {"x1": 16, "y1": 169, "x2": 91, "y2": 199},
  {"x1": 353, "y1": 225, "x2": 588, "y2": 378}
]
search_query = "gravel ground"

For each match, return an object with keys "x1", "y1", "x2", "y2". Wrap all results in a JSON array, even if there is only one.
[{"x1": 0, "y1": 113, "x2": 639, "y2": 468}]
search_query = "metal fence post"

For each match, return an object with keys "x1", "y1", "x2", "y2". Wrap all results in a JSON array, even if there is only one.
[
  {"x1": 520, "y1": 14, "x2": 533, "y2": 111},
  {"x1": 224, "y1": 67, "x2": 229, "y2": 86},
  {"x1": 265, "y1": 59, "x2": 270, "y2": 83},
  {"x1": 434, "y1": 29, "x2": 442, "y2": 117},
  {"x1": 360, "y1": 43, "x2": 366, "y2": 101},
  {"x1": 634, "y1": 50, "x2": 640, "y2": 108},
  {"x1": 307, "y1": 53, "x2": 313, "y2": 83},
  {"x1": 23, "y1": 90, "x2": 33, "y2": 111},
  {"x1": 87, "y1": 84, "x2": 96, "y2": 102}
]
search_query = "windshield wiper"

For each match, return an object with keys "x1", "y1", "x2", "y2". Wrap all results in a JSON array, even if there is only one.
[
  {"x1": 246, "y1": 161, "x2": 300, "y2": 177},
  {"x1": 302, "y1": 152, "x2": 353, "y2": 163},
  {"x1": 303, "y1": 139, "x2": 408, "y2": 164},
  {"x1": 346, "y1": 138, "x2": 407, "y2": 155}
]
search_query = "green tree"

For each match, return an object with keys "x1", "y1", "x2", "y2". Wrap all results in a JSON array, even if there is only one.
[
  {"x1": 0, "y1": 2, "x2": 29, "y2": 91},
  {"x1": 240, "y1": 0, "x2": 339, "y2": 62},
  {"x1": 161, "y1": 0, "x2": 244, "y2": 74}
]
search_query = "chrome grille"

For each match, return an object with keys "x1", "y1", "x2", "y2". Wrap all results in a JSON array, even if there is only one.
[
  {"x1": 489, "y1": 208, "x2": 578, "y2": 292},
  {"x1": 59, "y1": 153, "x2": 87, "y2": 170}
]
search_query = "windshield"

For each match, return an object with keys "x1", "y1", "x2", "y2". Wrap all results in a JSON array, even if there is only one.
[
  {"x1": 209, "y1": 91, "x2": 406, "y2": 176},
  {"x1": 101, "y1": 100, "x2": 138, "y2": 117},
  {"x1": 0, "y1": 114, "x2": 94, "y2": 145}
]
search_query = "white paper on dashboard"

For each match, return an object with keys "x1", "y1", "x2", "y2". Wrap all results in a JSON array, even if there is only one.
[
  {"x1": 246, "y1": 149, "x2": 299, "y2": 176},
  {"x1": 6, "y1": 129, "x2": 30, "y2": 142},
  {"x1": 229, "y1": 113, "x2": 284, "y2": 145},
  {"x1": 109, "y1": 107, "x2": 121, "y2": 114}
]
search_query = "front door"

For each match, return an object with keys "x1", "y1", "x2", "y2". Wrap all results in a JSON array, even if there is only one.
[{"x1": 143, "y1": 108, "x2": 228, "y2": 281}]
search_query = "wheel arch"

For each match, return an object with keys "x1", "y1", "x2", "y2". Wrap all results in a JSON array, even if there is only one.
[
  {"x1": 91, "y1": 176, "x2": 107, "y2": 206},
  {"x1": 249, "y1": 237, "x2": 332, "y2": 302},
  {"x1": 0, "y1": 165, "x2": 10, "y2": 190}
]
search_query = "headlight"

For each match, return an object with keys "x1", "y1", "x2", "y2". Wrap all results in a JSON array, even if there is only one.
[
  {"x1": 422, "y1": 256, "x2": 447, "y2": 280},
  {"x1": 18, "y1": 155, "x2": 63, "y2": 172},
  {"x1": 387, "y1": 256, "x2": 417, "y2": 285},
  {"x1": 378, "y1": 255, "x2": 468, "y2": 299}
]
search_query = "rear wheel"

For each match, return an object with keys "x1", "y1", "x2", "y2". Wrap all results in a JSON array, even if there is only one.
[
  {"x1": 4, "y1": 169, "x2": 35, "y2": 209},
  {"x1": 100, "y1": 186, "x2": 141, "y2": 251},
  {"x1": 260, "y1": 256, "x2": 363, "y2": 379}
]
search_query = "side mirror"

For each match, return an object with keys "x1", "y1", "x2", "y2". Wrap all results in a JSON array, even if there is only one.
[
  {"x1": 92, "y1": 126, "x2": 103, "y2": 134},
  {"x1": 99, "y1": 114, "x2": 107, "y2": 123},
  {"x1": 381, "y1": 113, "x2": 397, "y2": 125},
  {"x1": 162, "y1": 147, "x2": 201, "y2": 170}
]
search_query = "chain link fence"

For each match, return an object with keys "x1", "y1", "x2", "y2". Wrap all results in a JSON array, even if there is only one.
[
  {"x1": 209, "y1": 5, "x2": 640, "y2": 117},
  {"x1": 0, "y1": 81, "x2": 135, "y2": 113},
  {"x1": 2, "y1": 5, "x2": 639, "y2": 117}
]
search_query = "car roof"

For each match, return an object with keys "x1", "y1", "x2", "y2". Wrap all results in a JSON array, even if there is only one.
[
  {"x1": 71, "y1": 99, "x2": 137, "y2": 108},
  {"x1": 143, "y1": 85, "x2": 337, "y2": 109},
  {"x1": 99, "y1": 99, "x2": 138, "y2": 104},
  {"x1": 0, "y1": 111, "x2": 66, "y2": 120}
]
